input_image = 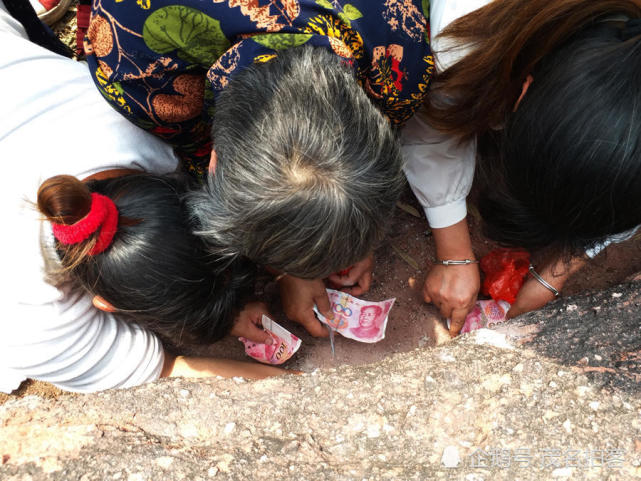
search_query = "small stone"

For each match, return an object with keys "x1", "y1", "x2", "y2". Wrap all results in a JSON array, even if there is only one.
[
  {"x1": 512, "y1": 363, "x2": 524, "y2": 373},
  {"x1": 549, "y1": 381, "x2": 558, "y2": 388},
  {"x1": 594, "y1": 354, "x2": 603, "y2": 361},
  {"x1": 551, "y1": 467, "x2": 574, "y2": 478},
  {"x1": 562, "y1": 419, "x2": 573, "y2": 434},
  {"x1": 439, "y1": 352, "x2": 456, "y2": 363},
  {"x1": 441, "y1": 446, "x2": 461, "y2": 468},
  {"x1": 612, "y1": 292, "x2": 623, "y2": 298},
  {"x1": 589, "y1": 401, "x2": 600, "y2": 411},
  {"x1": 366, "y1": 424, "x2": 381, "y2": 438},
  {"x1": 224, "y1": 422, "x2": 236, "y2": 434},
  {"x1": 575, "y1": 386, "x2": 590, "y2": 397},
  {"x1": 566, "y1": 304, "x2": 578, "y2": 312},
  {"x1": 179, "y1": 389, "x2": 190, "y2": 398},
  {"x1": 215, "y1": 454, "x2": 234, "y2": 473},
  {"x1": 155, "y1": 457, "x2": 174, "y2": 469},
  {"x1": 425, "y1": 375, "x2": 436, "y2": 384},
  {"x1": 207, "y1": 467, "x2": 218, "y2": 477},
  {"x1": 472, "y1": 329, "x2": 513, "y2": 350},
  {"x1": 465, "y1": 474, "x2": 485, "y2": 481}
]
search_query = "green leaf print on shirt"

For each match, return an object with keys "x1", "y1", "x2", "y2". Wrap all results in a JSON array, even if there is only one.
[
  {"x1": 421, "y1": 0, "x2": 430, "y2": 43},
  {"x1": 316, "y1": 0, "x2": 334, "y2": 10},
  {"x1": 143, "y1": 6, "x2": 230, "y2": 67},
  {"x1": 315, "y1": 1, "x2": 362, "y2": 27},
  {"x1": 341, "y1": 4, "x2": 362, "y2": 21},
  {"x1": 252, "y1": 33, "x2": 312, "y2": 50}
]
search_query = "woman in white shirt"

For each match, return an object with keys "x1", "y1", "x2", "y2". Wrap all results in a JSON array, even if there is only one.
[
  {"x1": 405, "y1": 0, "x2": 641, "y2": 333},
  {"x1": 0, "y1": 0, "x2": 283, "y2": 394}
]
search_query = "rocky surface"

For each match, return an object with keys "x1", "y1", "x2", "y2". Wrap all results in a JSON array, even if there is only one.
[{"x1": 2, "y1": 282, "x2": 641, "y2": 480}]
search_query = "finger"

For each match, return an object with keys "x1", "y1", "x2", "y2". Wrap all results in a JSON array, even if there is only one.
[
  {"x1": 357, "y1": 269, "x2": 372, "y2": 293},
  {"x1": 422, "y1": 280, "x2": 433, "y2": 304},
  {"x1": 342, "y1": 285, "x2": 363, "y2": 296},
  {"x1": 299, "y1": 310, "x2": 329, "y2": 337},
  {"x1": 242, "y1": 324, "x2": 273, "y2": 345},
  {"x1": 448, "y1": 307, "x2": 468, "y2": 337},
  {"x1": 314, "y1": 291, "x2": 332, "y2": 318}
]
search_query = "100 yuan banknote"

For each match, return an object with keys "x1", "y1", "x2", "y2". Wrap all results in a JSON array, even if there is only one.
[
  {"x1": 447, "y1": 299, "x2": 511, "y2": 334},
  {"x1": 240, "y1": 315, "x2": 302, "y2": 364},
  {"x1": 314, "y1": 289, "x2": 395, "y2": 343}
]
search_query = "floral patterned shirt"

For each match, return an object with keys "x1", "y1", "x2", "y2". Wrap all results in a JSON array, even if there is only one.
[{"x1": 85, "y1": 0, "x2": 434, "y2": 175}]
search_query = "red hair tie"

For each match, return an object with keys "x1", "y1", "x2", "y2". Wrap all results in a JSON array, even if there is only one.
[{"x1": 52, "y1": 193, "x2": 119, "y2": 255}]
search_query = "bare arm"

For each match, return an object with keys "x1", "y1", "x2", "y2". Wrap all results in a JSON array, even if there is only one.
[
  {"x1": 507, "y1": 255, "x2": 587, "y2": 319},
  {"x1": 161, "y1": 354, "x2": 292, "y2": 380},
  {"x1": 424, "y1": 218, "x2": 480, "y2": 336}
]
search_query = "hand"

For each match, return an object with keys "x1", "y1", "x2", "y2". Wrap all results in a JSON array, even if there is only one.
[
  {"x1": 230, "y1": 301, "x2": 273, "y2": 344},
  {"x1": 424, "y1": 263, "x2": 480, "y2": 336},
  {"x1": 506, "y1": 275, "x2": 557, "y2": 319},
  {"x1": 326, "y1": 253, "x2": 374, "y2": 296},
  {"x1": 279, "y1": 275, "x2": 330, "y2": 337},
  {"x1": 426, "y1": 218, "x2": 480, "y2": 336},
  {"x1": 507, "y1": 256, "x2": 586, "y2": 318}
]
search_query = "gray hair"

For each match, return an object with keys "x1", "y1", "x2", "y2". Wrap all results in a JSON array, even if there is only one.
[{"x1": 189, "y1": 45, "x2": 404, "y2": 279}]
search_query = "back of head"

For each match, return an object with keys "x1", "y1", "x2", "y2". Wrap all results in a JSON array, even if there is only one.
[
  {"x1": 481, "y1": 17, "x2": 641, "y2": 254},
  {"x1": 190, "y1": 45, "x2": 404, "y2": 279},
  {"x1": 38, "y1": 173, "x2": 254, "y2": 346},
  {"x1": 424, "y1": 0, "x2": 641, "y2": 255}
]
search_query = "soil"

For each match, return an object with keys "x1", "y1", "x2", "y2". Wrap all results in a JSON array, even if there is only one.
[{"x1": 4, "y1": 8, "x2": 641, "y2": 404}]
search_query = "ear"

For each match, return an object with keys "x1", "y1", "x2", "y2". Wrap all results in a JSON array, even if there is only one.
[
  {"x1": 92, "y1": 295, "x2": 117, "y2": 312},
  {"x1": 513, "y1": 74, "x2": 534, "y2": 112},
  {"x1": 209, "y1": 148, "x2": 218, "y2": 174}
]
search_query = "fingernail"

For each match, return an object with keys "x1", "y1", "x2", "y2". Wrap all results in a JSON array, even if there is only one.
[{"x1": 265, "y1": 337, "x2": 274, "y2": 345}]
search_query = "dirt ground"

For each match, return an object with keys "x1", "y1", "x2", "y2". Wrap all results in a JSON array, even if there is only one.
[
  {"x1": 3, "y1": 7, "x2": 641, "y2": 404},
  {"x1": 5, "y1": 187, "x2": 640, "y2": 405}
]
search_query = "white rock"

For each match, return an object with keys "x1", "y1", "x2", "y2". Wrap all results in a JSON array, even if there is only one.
[
  {"x1": 224, "y1": 423, "x2": 236, "y2": 434},
  {"x1": 441, "y1": 446, "x2": 461, "y2": 468},
  {"x1": 472, "y1": 329, "x2": 514, "y2": 350},
  {"x1": 589, "y1": 401, "x2": 600, "y2": 411},
  {"x1": 551, "y1": 467, "x2": 574, "y2": 478},
  {"x1": 155, "y1": 457, "x2": 174, "y2": 469},
  {"x1": 562, "y1": 419, "x2": 573, "y2": 434}
]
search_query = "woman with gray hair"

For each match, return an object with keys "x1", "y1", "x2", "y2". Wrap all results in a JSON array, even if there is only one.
[
  {"x1": 83, "y1": 0, "x2": 446, "y2": 336},
  {"x1": 190, "y1": 46, "x2": 406, "y2": 336}
]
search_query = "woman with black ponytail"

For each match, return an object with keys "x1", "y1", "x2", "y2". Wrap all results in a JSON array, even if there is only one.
[
  {"x1": 407, "y1": 0, "x2": 641, "y2": 332},
  {"x1": 1, "y1": 0, "x2": 286, "y2": 393}
]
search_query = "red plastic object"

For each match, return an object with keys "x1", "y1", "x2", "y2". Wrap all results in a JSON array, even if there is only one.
[{"x1": 480, "y1": 248, "x2": 530, "y2": 304}]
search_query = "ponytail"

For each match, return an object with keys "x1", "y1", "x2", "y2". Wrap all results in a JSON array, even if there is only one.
[{"x1": 37, "y1": 175, "x2": 99, "y2": 269}]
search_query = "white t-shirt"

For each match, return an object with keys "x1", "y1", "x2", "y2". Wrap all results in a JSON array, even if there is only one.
[{"x1": 0, "y1": 0, "x2": 179, "y2": 393}]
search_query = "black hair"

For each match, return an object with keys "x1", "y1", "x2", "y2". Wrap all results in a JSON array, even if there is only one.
[
  {"x1": 478, "y1": 18, "x2": 641, "y2": 256},
  {"x1": 38, "y1": 173, "x2": 255, "y2": 346}
]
